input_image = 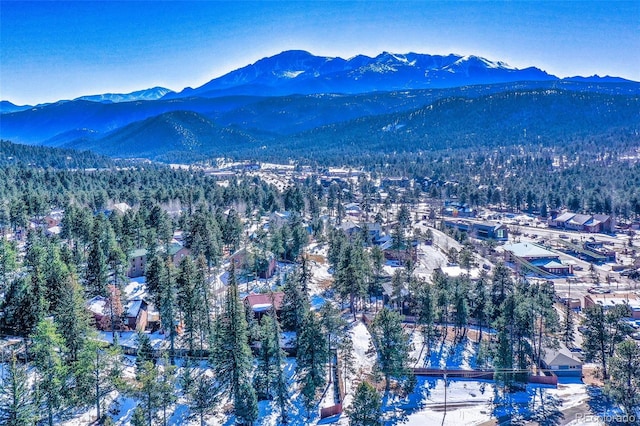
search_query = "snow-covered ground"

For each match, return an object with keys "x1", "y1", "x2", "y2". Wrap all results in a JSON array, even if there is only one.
[
  {"x1": 381, "y1": 377, "x2": 594, "y2": 426},
  {"x1": 409, "y1": 330, "x2": 477, "y2": 370}
]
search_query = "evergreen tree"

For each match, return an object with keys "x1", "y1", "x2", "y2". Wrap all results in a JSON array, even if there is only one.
[
  {"x1": 235, "y1": 381, "x2": 259, "y2": 426},
  {"x1": 529, "y1": 280, "x2": 558, "y2": 370},
  {"x1": 188, "y1": 373, "x2": 219, "y2": 426},
  {"x1": 195, "y1": 255, "x2": 213, "y2": 349},
  {"x1": 490, "y1": 262, "x2": 513, "y2": 315},
  {"x1": 413, "y1": 279, "x2": 436, "y2": 355},
  {"x1": 72, "y1": 337, "x2": 125, "y2": 422},
  {"x1": 177, "y1": 256, "x2": 200, "y2": 354},
  {"x1": 254, "y1": 312, "x2": 279, "y2": 401},
  {"x1": 370, "y1": 307, "x2": 414, "y2": 393},
  {"x1": 0, "y1": 354, "x2": 36, "y2": 426},
  {"x1": 1, "y1": 277, "x2": 41, "y2": 335},
  {"x1": 296, "y1": 310, "x2": 329, "y2": 392},
  {"x1": 493, "y1": 327, "x2": 515, "y2": 389},
  {"x1": 606, "y1": 340, "x2": 640, "y2": 417},
  {"x1": 86, "y1": 233, "x2": 108, "y2": 296},
  {"x1": 334, "y1": 241, "x2": 368, "y2": 318},
  {"x1": 469, "y1": 271, "x2": 491, "y2": 343},
  {"x1": 157, "y1": 356, "x2": 177, "y2": 426},
  {"x1": 280, "y1": 270, "x2": 309, "y2": 333},
  {"x1": 0, "y1": 239, "x2": 17, "y2": 292},
  {"x1": 300, "y1": 373, "x2": 317, "y2": 420},
  {"x1": 55, "y1": 274, "x2": 91, "y2": 362},
  {"x1": 31, "y1": 319, "x2": 68, "y2": 426},
  {"x1": 131, "y1": 406, "x2": 146, "y2": 426},
  {"x1": 271, "y1": 313, "x2": 290, "y2": 425},
  {"x1": 453, "y1": 276, "x2": 469, "y2": 339},
  {"x1": 136, "y1": 332, "x2": 155, "y2": 371},
  {"x1": 339, "y1": 334, "x2": 357, "y2": 394},
  {"x1": 320, "y1": 302, "x2": 344, "y2": 383},
  {"x1": 134, "y1": 360, "x2": 160, "y2": 426},
  {"x1": 561, "y1": 300, "x2": 575, "y2": 347},
  {"x1": 212, "y1": 264, "x2": 254, "y2": 418},
  {"x1": 42, "y1": 246, "x2": 70, "y2": 315},
  {"x1": 582, "y1": 304, "x2": 633, "y2": 379},
  {"x1": 345, "y1": 381, "x2": 382, "y2": 426}
]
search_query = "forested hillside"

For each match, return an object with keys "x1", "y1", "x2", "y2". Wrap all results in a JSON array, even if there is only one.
[{"x1": 0, "y1": 140, "x2": 114, "y2": 169}]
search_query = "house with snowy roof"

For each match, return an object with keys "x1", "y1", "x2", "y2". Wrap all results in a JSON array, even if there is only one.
[
  {"x1": 541, "y1": 342, "x2": 583, "y2": 377},
  {"x1": 244, "y1": 292, "x2": 285, "y2": 320}
]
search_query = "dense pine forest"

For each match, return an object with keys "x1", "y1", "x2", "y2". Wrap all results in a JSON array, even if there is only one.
[{"x1": 0, "y1": 137, "x2": 639, "y2": 425}]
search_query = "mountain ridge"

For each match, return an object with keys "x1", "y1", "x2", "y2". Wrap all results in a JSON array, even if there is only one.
[{"x1": 4, "y1": 50, "x2": 638, "y2": 106}]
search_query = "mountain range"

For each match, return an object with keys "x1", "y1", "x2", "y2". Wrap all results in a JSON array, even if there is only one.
[{"x1": 1, "y1": 50, "x2": 639, "y2": 162}]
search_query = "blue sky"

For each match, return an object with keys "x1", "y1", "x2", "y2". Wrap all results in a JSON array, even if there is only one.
[{"x1": 1, "y1": 1, "x2": 639, "y2": 105}]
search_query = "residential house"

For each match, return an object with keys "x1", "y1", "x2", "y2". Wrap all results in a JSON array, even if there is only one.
[
  {"x1": 44, "y1": 210, "x2": 64, "y2": 228},
  {"x1": 87, "y1": 296, "x2": 150, "y2": 331},
  {"x1": 541, "y1": 343, "x2": 583, "y2": 377},
  {"x1": 127, "y1": 248, "x2": 147, "y2": 278},
  {"x1": 229, "y1": 247, "x2": 277, "y2": 279},
  {"x1": 270, "y1": 211, "x2": 292, "y2": 228},
  {"x1": 125, "y1": 299, "x2": 149, "y2": 331},
  {"x1": 344, "y1": 202, "x2": 362, "y2": 217},
  {"x1": 168, "y1": 242, "x2": 191, "y2": 267},
  {"x1": 244, "y1": 292, "x2": 285, "y2": 320},
  {"x1": 87, "y1": 296, "x2": 108, "y2": 329}
]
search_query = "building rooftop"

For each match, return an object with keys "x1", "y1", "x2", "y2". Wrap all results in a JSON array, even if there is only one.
[
  {"x1": 504, "y1": 242, "x2": 557, "y2": 258},
  {"x1": 554, "y1": 212, "x2": 575, "y2": 223},
  {"x1": 587, "y1": 293, "x2": 640, "y2": 311},
  {"x1": 542, "y1": 342, "x2": 583, "y2": 367},
  {"x1": 244, "y1": 292, "x2": 285, "y2": 312}
]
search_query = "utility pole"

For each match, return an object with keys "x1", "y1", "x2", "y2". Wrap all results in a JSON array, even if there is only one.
[{"x1": 442, "y1": 369, "x2": 448, "y2": 426}]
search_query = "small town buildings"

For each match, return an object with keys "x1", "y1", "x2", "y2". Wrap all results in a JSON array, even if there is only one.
[
  {"x1": 442, "y1": 202, "x2": 476, "y2": 218},
  {"x1": 381, "y1": 177, "x2": 410, "y2": 188},
  {"x1": 503, "y1": 242, "x2": 573, "y2": 275},
  {"x1": 583, "y1": 293, "x2": 640, "y2": 319},
  {"x1": 444, "y1": 220, "x2": 509, "y2": 241},
  {"x1": 548, "y1": 212, "x2": 615, "y2": 233},
  {"x1": 541, "y1": 343, "x2": 583, "y2": 377}
]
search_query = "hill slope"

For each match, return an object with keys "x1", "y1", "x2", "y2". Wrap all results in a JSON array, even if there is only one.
[
  {"x1": 65, "y1": 111, "x2": 258, "y2": 161},
  {"x1": 63, "y1": 89, "x2": 640, "y2": 163}
]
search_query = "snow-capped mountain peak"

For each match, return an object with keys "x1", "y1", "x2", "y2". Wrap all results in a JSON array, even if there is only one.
[
  {"x1": 165, "y1": 50, "x2": 559, "y2": 98},
  {"x1": 75, "y1": 87, "x2": 174, "y2": 103}
]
